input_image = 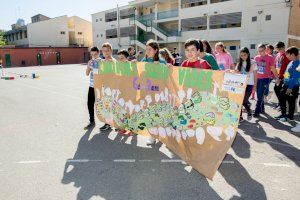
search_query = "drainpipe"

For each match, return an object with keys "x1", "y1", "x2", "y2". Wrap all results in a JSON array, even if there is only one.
[{"x1": 117, "y1": 4, "x2": 121, "y2": 47}]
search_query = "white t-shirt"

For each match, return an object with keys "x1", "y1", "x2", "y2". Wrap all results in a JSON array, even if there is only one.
[{"x1": 237, "y1": 60, "x2": 257, "y2": 85}]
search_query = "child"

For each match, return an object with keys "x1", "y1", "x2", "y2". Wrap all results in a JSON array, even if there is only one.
[
  {"x1": 215, "y1": 42, "x2": 235, "y2": 70},
  {"x1": 84, "y1": 47, "x2": 102, "y2": 130},
  {"x1": 275, "y1": 46, "x2": 300, "y2": 121},
  {"x1": 236, "y1": 47, "x2": 257, "y2": 121},
  {"x1": 141, "y1": 39, "x2": 167, "y2": 64},
  {"x1": 254, "y1": 44, "x2": 279, "y2": 118},
  {"x1": 159, "y1": 48, "x2": 175, "y2": 65},
  {"x1": 141, "y1": 39, "x2": 166, "y2": 145},
  {"x1": 181, "y1": 39, "x2": 211, "y2": 69},
  {"x1": 198, "y1": 39, "x2": 219, "y2": 70},
  {"x1": 266, "y1": 44, "x2": 275, "y2": 57},
  {"x1": 117, "y1": 49, "x2": 129, "y2": 62},
  {"x1": 201, "y1": 39, "x2": 216, "y2": 58},
  {"x1": 98, "y1": 43, "x2": 116, "y2": 131},
  {"x1": 102, "y1": 42, "x2": 116, "y2": 62},
  {"x1": 172, "y1": 47, "x2": 181, "y2": 66},
  {"x1": 127, "y1": 46, "x2": 137, "y2": 61},
  {"x1": 274, "y1": 42, "x2": 289, "y2": 109}
]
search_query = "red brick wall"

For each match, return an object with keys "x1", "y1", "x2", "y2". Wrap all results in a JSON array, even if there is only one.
[{"x1": 0, "y1": 47, "x2": 89, "y2": 67}]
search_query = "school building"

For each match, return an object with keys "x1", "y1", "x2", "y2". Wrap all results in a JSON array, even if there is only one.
[
  {"x1": 91, "y1": 0, "x2": 300, "y2": 60},
  {"x1": 0, "y1": 47, "x2": 89, "y2": 67},
  {"x1": 4, "y1": 14, "x2": 93, "y2": 48}
]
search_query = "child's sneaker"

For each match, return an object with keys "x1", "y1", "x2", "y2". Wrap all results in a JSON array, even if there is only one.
[
  {"x1": 291, "y1": 124, "x2": 300, "y2": 133},
  {"x1": 100, "y1": 124, "x2": 111, "y2": 131},
  {"x1": 279, "y1": 117, "x2": 288, "y2": 122},
  {"x1": 239, "y1": 117, "x2": 244, "y2": 123},
  {"x1": 84, "y1": 121, "x2": 95, "y2": 130},
  {"x1": 146, "y1": 137, "x2": 156, "y2": 145},
  {"x1": 247, "y1": 112, "x2": 252, "y2": 120},
  {"x1": 275, "y1": 114, "x2": 285, "y2": 120}
]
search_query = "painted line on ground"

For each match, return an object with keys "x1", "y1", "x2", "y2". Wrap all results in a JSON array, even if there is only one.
[
  {"x1": 67, "y1": 159, "x2": 90, "y2": 163},
  {"x1": 262, "y1": 163, "x2": 291, "y2": 167},
  {"x1": 139, "y1": 160, "x2": 153, "y2": 162},
  {"x1": 161, "y1": 159, "x2": 183, "y2": 163},
  {"x1": 222, "y1": 161, "x2": 235, "y2": 164},
  {"x1": 113, "y1": 159, "x2": 136, "y2": 162},
  {"x1": 16, "y1": 160, "x2": 49, "y2": 164}
]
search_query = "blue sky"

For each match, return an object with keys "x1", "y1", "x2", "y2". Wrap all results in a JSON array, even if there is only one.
[{"x1": 0, "y1": 0, "x2": 130, "y2": 30}]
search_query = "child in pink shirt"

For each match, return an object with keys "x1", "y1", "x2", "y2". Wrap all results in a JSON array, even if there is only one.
[{"x1": 215, "y1": 42, "x2": 234, "y2": 70}]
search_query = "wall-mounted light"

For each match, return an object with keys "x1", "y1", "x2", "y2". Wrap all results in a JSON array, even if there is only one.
[{"x1": 258, "y1": 10, "x2": 263, "y2": 14}]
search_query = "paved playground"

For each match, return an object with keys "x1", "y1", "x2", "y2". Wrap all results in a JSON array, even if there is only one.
[{"x1": 0, "y1": 64, "x2": 299, "y2": 200}]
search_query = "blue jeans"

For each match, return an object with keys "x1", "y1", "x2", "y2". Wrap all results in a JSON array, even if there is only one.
[{"x1": 255, "y1": 78, "x2": 271, "y2": 115}]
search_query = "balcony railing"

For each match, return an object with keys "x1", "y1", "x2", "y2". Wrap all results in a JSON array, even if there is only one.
[
  {"x1": 136, "y1": 13, "x2": 155, "y2": 21},
  {"x1": 157, "y1": 9, "x2": 179, "y2": 20}
]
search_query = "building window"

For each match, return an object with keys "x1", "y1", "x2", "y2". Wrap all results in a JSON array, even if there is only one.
[
  {"x1": 106, "y1": 28, "x2": 117, "y2": 39},
  {"x1": 16, "y1": 33, "x2": 18, "y2": 40},
  {"x1": 60, "y1": 31, "x2": 66, "y2": 35},
  {"x1": 120, "y1": 26, "x2": 135, "y2": 37},
  {"x1": 250, "y1": 44, "x2": 256, "y2": 49},
  {"x1": 20, "y1": 32, "x2": 23, "y2": 39},
  {"x1": 78, "y1": 32, "x2": 82, "y2": 35},
  {"x1": 211, "y1": 0, "x2": 231, "y2": 3},
  {"x1": 97, "y1": 34, "x2": 99, "y2": 38},
  {"x1": 24, "y1": 31, "x2": 27, "y2": 38},
  {"x1": 181, "y1": 16, "x2": 207, "y2": 31},
  {"x1": 96, "y1": 19, "x2": 98, "y2": 22},
  {"x1": 120, "y1": 8, "x2": 135, "y2": 19},
  {"x1": 105, "y1": 11, "x2": 117, "y2": 22},
  {"x1": 229, "y1": 46, "x2": 236, "y2": 50},
  {"x1": 266, "y1": 15, "x2": 271, "y2": 21},
  {"x1": 100, "y1": 18, "x2": 102, "y2": 21},
  {"x1": 181, "y1": 0, "x2": 208, "y2": 8},
  {"x1": 210, "y1": 12, "x2": 242, "y2": 29},
  {"x1": 252, "y1": 16, "x2": 257, "y2": 22}
]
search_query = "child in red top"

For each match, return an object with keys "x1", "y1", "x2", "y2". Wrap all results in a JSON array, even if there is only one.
[{"x1": 181, "y1": 39, "x2": 211, "y2": 69}]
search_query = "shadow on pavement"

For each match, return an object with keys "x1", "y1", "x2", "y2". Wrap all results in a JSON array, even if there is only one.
[
  {"x1": 239, "y1": 120, "x2": 300, "y2": 167},
  {"x1": 61, "y1": 129, "x2": 223, "y2": 200}
]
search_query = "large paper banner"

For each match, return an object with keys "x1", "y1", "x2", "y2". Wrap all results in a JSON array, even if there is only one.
[{"x1": 94, "y1": 61, "x2": 247, "y2": 179}]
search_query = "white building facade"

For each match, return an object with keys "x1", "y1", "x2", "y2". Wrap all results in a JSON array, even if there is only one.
[
  {"x1": 4, "y1": 15, "x2": 93, "y2": 48},
  {"x1": 92, "y1": 0, "x2": 299, "y2": 61}
]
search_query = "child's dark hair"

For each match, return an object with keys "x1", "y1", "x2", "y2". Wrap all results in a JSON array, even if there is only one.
[
  {"x1": 128, "y1": 46, "x2": 135, "y2": 52},
  {"x1": 146, "y1": 39, "x2": 160, "y2": 61},
  {"x1": 237, "y1": 47, "x2": 251, "y2": 72},
  {"x1": 266, "y1": 44, "x2": 274, "y2": 51},
  {"x1": 286, "y1": 46, "x2": 299, "y2": 57},
  {"x1": 275, "y1": 41, "x2": 285, "y2": 49},
  {"x1": 91, "y1": 46, "x2": 99, "y2": 53},
  {"x1": 201, "y1": 39, "x2": 213, "y2": 54},
  {"x1": 184, "y1": 39, "x2": 202, "y2": 51},
  {"x1": 117, "y1": 49, "x2": 129, "y2": 58}
]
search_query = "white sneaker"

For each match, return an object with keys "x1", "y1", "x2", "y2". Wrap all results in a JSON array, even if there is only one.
[
  {"x1": 291, "y1": 124, "x2": 300, "y2": 133},
  {"x1": 146, "y1": 137, "x2": 156, "y2": 145}
]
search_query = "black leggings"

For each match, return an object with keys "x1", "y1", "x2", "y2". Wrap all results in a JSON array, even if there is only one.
[
  {"x1": 240, "y1": 85, "x2": 253, "y2": 116},
  {"x1": 87, "y1": 87, "x2": 95, "y2": 123}
]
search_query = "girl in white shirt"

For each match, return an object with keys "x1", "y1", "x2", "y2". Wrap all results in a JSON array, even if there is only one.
[{"x1": 236, "y1": 47, "x2": 258, "y2": 121}]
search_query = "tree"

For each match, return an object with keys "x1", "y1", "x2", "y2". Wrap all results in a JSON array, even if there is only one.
[{"x1": 0, "y1": 30, "x2": 7, "y2": 46}]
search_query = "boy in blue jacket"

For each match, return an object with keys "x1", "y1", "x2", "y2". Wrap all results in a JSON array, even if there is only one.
[{"x1": 275, "y1": 46, "x2": 300, "y2": 121}]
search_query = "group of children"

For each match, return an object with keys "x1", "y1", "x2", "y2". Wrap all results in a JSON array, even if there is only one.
[{"x1": 84, "y1": 38, "x2": 300, "y2": 143}]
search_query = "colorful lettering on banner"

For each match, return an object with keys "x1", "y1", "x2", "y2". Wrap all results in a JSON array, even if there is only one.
[{"x1": 94, "y1": 61, "x2": 247, "y2": 179}]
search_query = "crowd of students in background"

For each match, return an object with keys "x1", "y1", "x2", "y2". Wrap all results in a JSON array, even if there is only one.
[{"x1": 84, "y1": 38, "x2": 300, "y2": 144}]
